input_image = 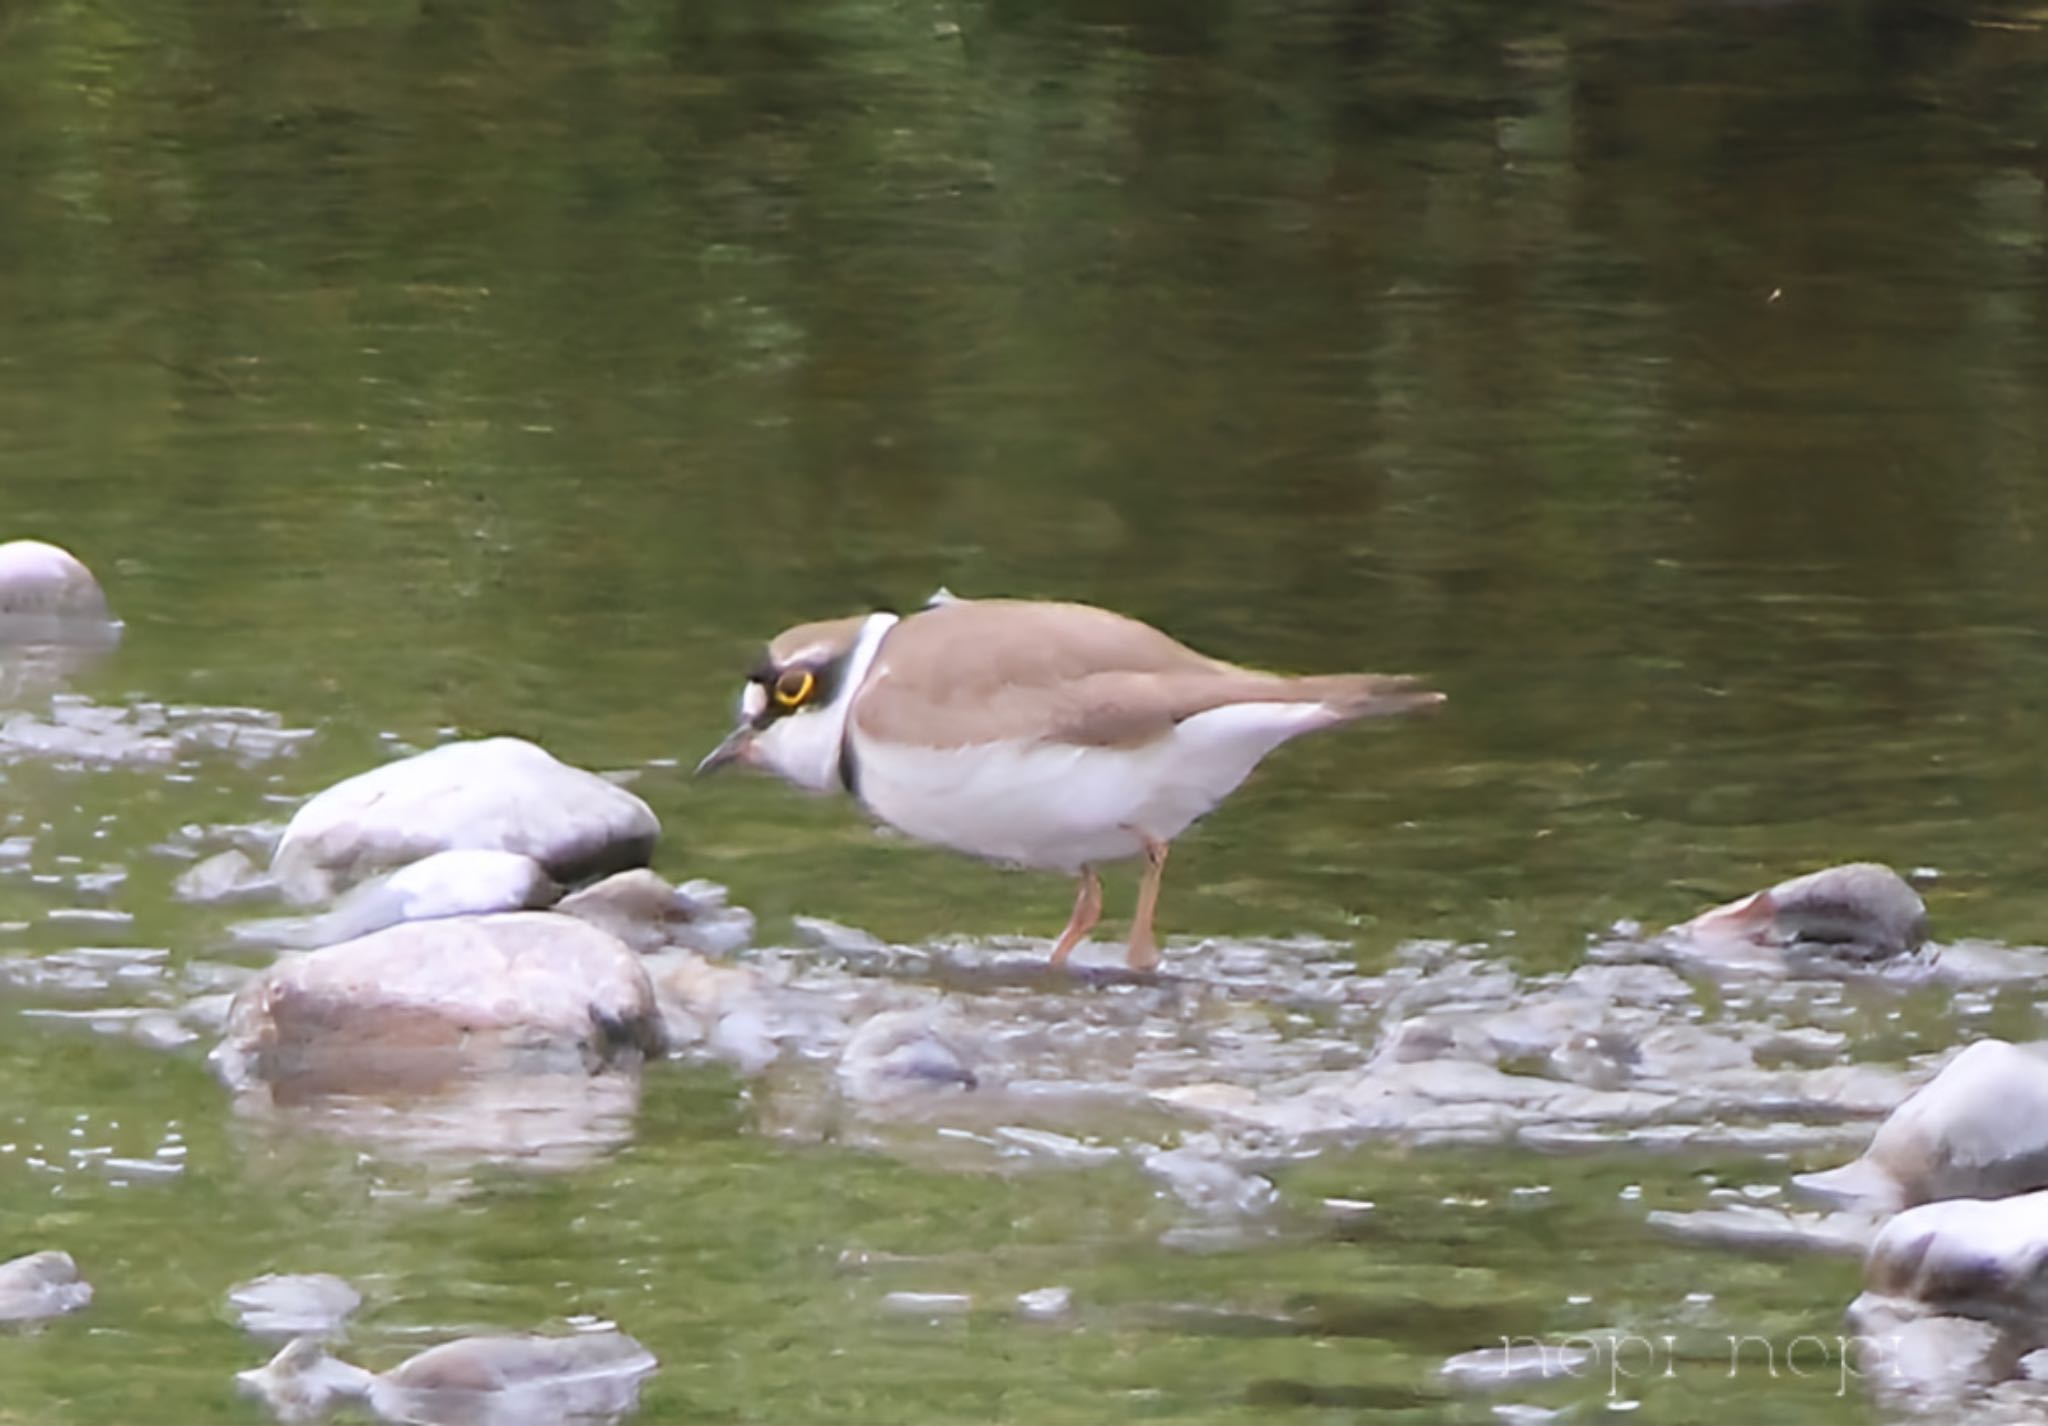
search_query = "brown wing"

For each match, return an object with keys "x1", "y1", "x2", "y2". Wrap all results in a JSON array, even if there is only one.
[{"x1": 850, "y1": 599, "x2": 1441, "y2": 749}]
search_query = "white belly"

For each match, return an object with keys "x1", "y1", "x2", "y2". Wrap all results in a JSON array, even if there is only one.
[{"x1": 846, "y1": 702, "x2": 1340, "y2": 872}]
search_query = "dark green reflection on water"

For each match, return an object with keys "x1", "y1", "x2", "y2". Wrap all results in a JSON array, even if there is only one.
[{"x1": 2, "y1": 0, "x2": 2046, "y2": 1420}]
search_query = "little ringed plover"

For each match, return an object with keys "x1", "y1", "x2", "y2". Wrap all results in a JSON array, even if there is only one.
[{"x1": 697, "y1": 594, "x2": 1442, "y2": 971}]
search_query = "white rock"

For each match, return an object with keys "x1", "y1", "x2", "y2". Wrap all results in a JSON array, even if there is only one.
[
  {"x1": 271, "y1": 738, "x2": 658, "y2": 902},
  {"x1": 1796, "y1": 1040, "x2": 2048, "y2": 1213}
]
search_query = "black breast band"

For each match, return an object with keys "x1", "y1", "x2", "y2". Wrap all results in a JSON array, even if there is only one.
[{"x1": 838, "y1": 735, "x2": 863, "y2": 802}]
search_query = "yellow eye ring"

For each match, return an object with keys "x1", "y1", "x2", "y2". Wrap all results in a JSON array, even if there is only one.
[{"x1": 773, "y1": 668, "x2": 816, "y2": 709}]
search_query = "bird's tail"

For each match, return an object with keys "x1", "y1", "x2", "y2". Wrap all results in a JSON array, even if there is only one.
[{"x1": 1289, "y1": 673, "x2": 1445, "y2": 722}]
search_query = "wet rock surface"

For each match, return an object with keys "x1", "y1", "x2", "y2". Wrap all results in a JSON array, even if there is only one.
[
  {"x1": 269, "y1": 738, "x2": 660, "y2": 903},
  {"x1": 0, "y1": 697, "x2": 312, "y2": 768}
]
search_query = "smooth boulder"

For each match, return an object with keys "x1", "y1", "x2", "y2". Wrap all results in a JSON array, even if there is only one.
[
  {"x1": 270, "y1": 738, "x2": 659, "y2": 903},
  {"x1": 1669, "y1": 862, "x2": 1927, "y2": 969},
  {"x1": 0, "y1": 540, "x2": 121, "y2": 699},
  {"x1": 0, "y1": 539, "x2": 114, "y2": 634},
  {"x1": 211, "y1": 912, "x2": 664, "y2": 1099},
  {"x1": 1861, "y1": 1191, "x2": 2048, "y2": 1325},
  {"x1": 1796, "y1": 1040, "x2": 2048, "y2": 1213}
]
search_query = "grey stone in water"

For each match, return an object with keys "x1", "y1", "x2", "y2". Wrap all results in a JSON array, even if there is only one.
[
  {"x1": 227, "y1": 1273, "x2": 362, "y2": 1342},
  {"x1": 0, "y1": 540, "x2": 121, "y2": 699},
  {"x1": 236, "y1": 1336, "x2": 376, "y2": 1422},
  {"x1": 1667, "y1": 862, "x2": 1927, "y2": 970},
  {"x1": 0, "y1": 539, "x2": 112, "y2": 625},
  {"x1": 175, "y1": 849, "x2": 278, "y2": 906},
  {"x1": 1795, "y1": 1040, "x2": 2048, "y2": 1214},
  {"x1": 556, "y1": 869, "x2": 752, "y2": 955},
  {"x1": 210, "y1": 912, "x2": 664, "y2": 1099},
  {"x1": 1862, "y1": 1190, "x2": 2048, "y2": 1325},
  {"x1": 836, "y1": 1009, "x2": 979, "y2": 1102},
  {"x1": 0, "y1": 1249, "x2": 92, "y2": 1324},
  {"x1": 369, "y1": 1330, "x2": 657, "y2": 1425},
  {"x1": 1015, "y1": 1286, "x2": 1073, "y2": 1320},
  {"x1": 270, "y1": 737, "x2": 660, "y2": 903}
]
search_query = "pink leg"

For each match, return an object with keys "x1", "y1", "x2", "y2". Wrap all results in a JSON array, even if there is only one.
[
  {"x1": 1049, "y1": 866, "x2": 1103, "y2": 966},
  {"x1": 1126, "y1": 837, "x2": 1170, "y2": 972}
]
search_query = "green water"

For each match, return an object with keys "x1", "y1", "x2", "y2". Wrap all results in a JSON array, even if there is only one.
[{"x1": 3, "y1": 0, "x2": 2047, "y2": 1419}]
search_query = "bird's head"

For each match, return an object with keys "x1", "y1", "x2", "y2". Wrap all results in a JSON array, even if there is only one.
[{"x1": 696, "y1": 611, "x2": 898, "y2": 793}]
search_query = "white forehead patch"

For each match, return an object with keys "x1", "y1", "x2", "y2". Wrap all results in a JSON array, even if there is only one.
[{"x1": 740, "y1": 683, "x2": 767, "y2": 721}]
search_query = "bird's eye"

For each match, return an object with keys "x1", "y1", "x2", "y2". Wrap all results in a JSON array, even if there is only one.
[{"x1": 773, "y1": 668, "x2": 816, "y2": 709}]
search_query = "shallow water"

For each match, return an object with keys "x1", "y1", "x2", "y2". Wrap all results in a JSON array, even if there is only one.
[{"x1": 3, "y1": 0, "x2": 2047, "y2": 1420}]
